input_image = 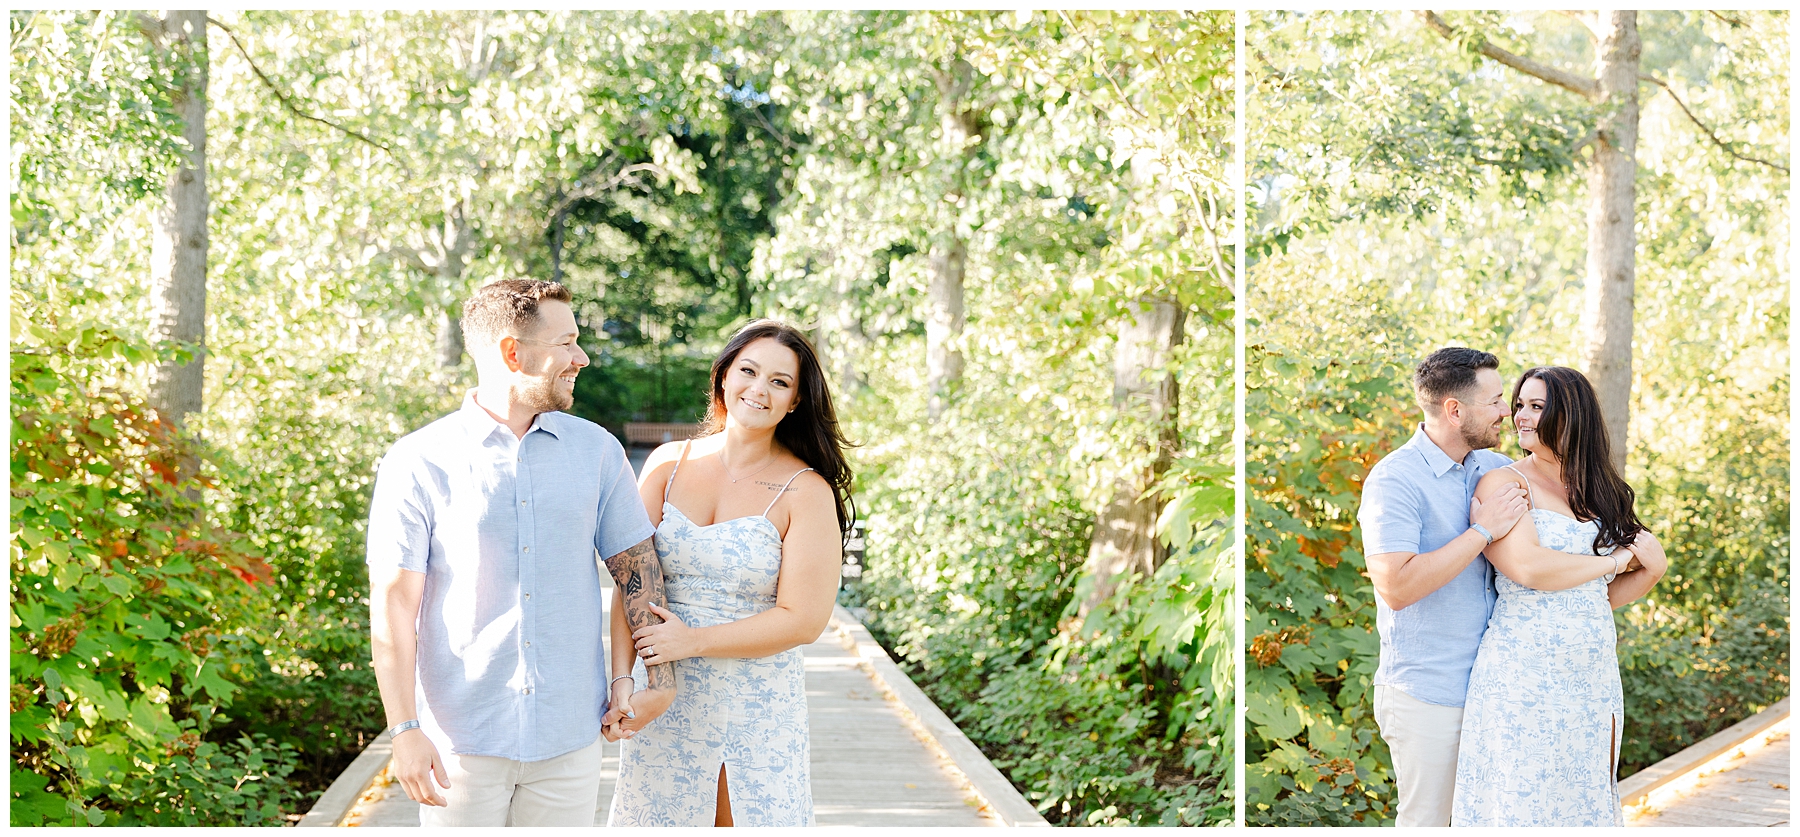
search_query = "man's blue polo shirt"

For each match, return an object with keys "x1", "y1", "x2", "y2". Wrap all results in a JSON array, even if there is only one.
[{"x1": 1358, "y1": 425, "x2": 1511, "y2": 707}]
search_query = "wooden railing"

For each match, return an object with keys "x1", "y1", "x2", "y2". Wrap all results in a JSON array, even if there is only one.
[{"x1": 622, "y1": 422, "x2": 702, "y2": 446}]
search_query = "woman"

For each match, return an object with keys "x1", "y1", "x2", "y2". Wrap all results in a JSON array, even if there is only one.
[
  {"x1": 604, "y1": 319, "x2": 853, "y2": 827},
  {"x1": 1452, "y1": 366, "x2": 1667, "y2": 826}
]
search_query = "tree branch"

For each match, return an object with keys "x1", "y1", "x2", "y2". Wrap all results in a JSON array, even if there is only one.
[
  {"x1": 1418, "y1": 10, "x2": 1601, "y2": 101},
  {"x1": 543, "y1": 160, "x2": 665, "y2": 227},
  {"x1": 1641, "y1": 74, "x2": 1789, "y2": 174},
  {"x1": 206, "y1": 16, "x2": 393, "y2": 156}
]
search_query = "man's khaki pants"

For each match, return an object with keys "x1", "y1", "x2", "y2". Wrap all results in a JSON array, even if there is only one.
[
  {"x1": 418, "y1": 735, "x2": 604, "y2": 827},
  {"x1": 1373, "y1": 685, "x2": 1464, "y2": 827}
]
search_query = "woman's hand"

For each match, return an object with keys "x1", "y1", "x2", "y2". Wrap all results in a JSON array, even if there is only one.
[
  {"x1": 633, "y1": 603, "x2": 701, "y2": 666},
  {"x1": 1628, "y1": 530, "x2": 1668, "y2": 580},
  {"x1": 601, "y1": 678, "x2": 636, "y2": 742}
]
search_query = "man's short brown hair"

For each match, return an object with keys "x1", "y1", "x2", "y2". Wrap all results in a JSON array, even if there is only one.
[
  {"x1": 1413, "y1": 347, "x2": 1499, "y2": 415},
  {"x1": 460, "y1": 279, "x2": 573, "y2": 347}
]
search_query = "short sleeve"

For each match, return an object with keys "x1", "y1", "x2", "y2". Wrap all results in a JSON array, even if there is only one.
[
  {"x1": 366, "y1": 444, "x2": 432, "y2": 573},
  {"x1": 593, "y1": 434, "x2": 656, "y2": 560},
  {"x1": 1359, "y1": 460, "x2": 1424, "y2": 556}
]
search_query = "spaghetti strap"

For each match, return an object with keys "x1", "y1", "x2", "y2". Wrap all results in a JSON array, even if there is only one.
[
  {"x1": 1501, "y1": 463, "x2": 1536, "y2": 508},
  {"x1": 762, "y1": 467, "x2": 815, "y2": 518},
  {"x1": 663, "y1": 439, "x2": 693, "y2": 503}
]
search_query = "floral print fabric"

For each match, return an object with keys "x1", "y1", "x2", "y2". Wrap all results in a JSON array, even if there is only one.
[
  {"x1": 1452, "y1": 508, "x2": 1624, "y2": 826},
  {"x1": 607, "y1": 503, "x2": 812, "y2": 826}
]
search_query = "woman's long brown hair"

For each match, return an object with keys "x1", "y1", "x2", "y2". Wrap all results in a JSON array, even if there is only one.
[
  {"x1": 1511, "y1": 366, "x2": 1644, "y2": 553},
  {"x1": 703, "y1": 319, "x2": 856, "y2": 540}
]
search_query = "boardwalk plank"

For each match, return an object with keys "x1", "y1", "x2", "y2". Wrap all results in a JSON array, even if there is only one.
[{"x1": 1627, "y1": 729, "x2": 1789, "y2": 828}]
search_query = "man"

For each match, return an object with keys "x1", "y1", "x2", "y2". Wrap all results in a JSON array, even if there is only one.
[
  {"x1": 1358, "y1": 347, "x2": 1662, "y2": 826},
  {"x1": 367, "y1": 279, "x2": 678, "y2": 826}
]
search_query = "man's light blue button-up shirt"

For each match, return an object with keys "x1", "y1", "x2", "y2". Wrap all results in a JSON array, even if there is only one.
[
  {"x1": 366, "y1": 392, "x2": 653, "y2": 761},
  {"x1": 1358, "y1": 425, "x2": 1511, "y2": 707}
]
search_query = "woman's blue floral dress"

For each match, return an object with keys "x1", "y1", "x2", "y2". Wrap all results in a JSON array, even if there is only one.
[
  {"x1": 608, "y1": 454, "x2": 814, "y2": 827},
  {"x1": 1453, "y1": 468, "x2": 1624, "y2": 827}
]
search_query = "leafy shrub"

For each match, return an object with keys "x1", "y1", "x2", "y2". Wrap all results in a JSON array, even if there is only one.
[
  {"x1": 1617, "y1": 579, "x2": 1790, "y2": 774},
  {"x1": 9, "y1": 304, "x2": 300, "y2": 825},
  {"x1": 851, "y1": 354, "x2": 1233, "y2": 827}
]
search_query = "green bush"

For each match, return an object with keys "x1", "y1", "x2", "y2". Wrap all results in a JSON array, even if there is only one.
[
  {"x1": 851, "y1": 363, "x2": 1233, "y2": 826},
  {"x1": 9, "y1": 303, "x2": 303, "y2": 825}
]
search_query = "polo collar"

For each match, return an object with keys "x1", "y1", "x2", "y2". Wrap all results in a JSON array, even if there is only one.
[
  {"x1": 457, "y1": 390, "x2": 563, "y2": 443},
  {"x1": 1406, "y1": 424, "x2": 1463, "y2": 478}
]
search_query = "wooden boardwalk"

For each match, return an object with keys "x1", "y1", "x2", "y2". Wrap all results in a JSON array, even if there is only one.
[
  {"x1": 330, "y1": 567, "x2": 1015, "y2": 826},
  {"x1": 1625, "y1": 705, "x2": 1789, "y2": 828}
]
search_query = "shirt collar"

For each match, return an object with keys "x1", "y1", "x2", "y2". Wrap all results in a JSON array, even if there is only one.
[
  {"x1": 1405, "y1": 423, "x2": 1462, "y2": 478},
  {"x1": 457, "y1": 390, "x2": 563, "y2": 443}
]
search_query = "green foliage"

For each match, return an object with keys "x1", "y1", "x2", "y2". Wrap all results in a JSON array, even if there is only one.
[
  {"x1": 1617, "y1": 579, "x2": 1789, "y2": 774},
  {"x1": 100, "y1": 734, "x2": 300, "y2": 826},
  {"x1": 792, "y1": 12, "x2": 1237, "y2": 825},
  {"x1": 9, "y1": 291, "x2": 297, "y2": 825},
  {"x1": 1246, "y1": 9, "x2": 1789, "y2": 824}
]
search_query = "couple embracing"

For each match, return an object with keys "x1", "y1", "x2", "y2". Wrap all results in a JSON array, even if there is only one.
[
  {"x1": 366, "y1": 279, "x2": 852, "y2": 826},
  {"x1": 1360, "y1": 347, "x2": 1669, "y2": 827}
]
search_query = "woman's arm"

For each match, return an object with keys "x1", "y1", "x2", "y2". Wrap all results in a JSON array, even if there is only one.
[
  {"x1": 633, "y1": 475, "x2": 842, "y2": 663},
  {"x1": 634, "y1": 441, "x2": 689, "y2": 528},
  {"x1": 601, "y1": 586, "x2": 635, "y2": 740},
  {"x1": 1478, "y1": 470, "x2": 1621, "y2": 591}
]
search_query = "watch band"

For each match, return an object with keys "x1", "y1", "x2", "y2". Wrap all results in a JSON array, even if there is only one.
[
  {"x1": 387, "y1": 719, "x2": 421, "y2": 739},
  {"x1": 1469, "y1": 523, "x2": 1495, "y2": 545}
]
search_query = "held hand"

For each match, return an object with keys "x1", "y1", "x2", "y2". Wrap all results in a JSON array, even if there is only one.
[
  {"x1": 601, "y1": 680, "x2": 636, "y2": 742},
  {"x1": 391, "y1": 728, "x2": 450, "y2": 807},
  {"x1": 633, "y1": 603, "x2": 698, "y2": 666},
  {"x1": 1628, "y1": 530, "x2": 1668, "y2": 579},
  {"x1": 1470, "y1": 482, "x2": 1530, "y2": 540},
  {"x1": 615, "y1": 686, "x2": 676, "y2": 736}
]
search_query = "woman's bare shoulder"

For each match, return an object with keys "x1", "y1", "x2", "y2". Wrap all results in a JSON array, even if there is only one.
[{"x1": 1475, "y1": 464, "x2": 1527, "y2": 496}]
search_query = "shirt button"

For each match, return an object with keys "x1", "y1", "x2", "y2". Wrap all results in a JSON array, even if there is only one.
[
  {"x1": 525, "y1": 593, "x2": 532, "y2": 599},
  {"x1": 521, "y1": 500, "x2": 528, "y2": 506},
  {"x1": 523, "y1": 546, "x2": 530, "y2": 553},
  {"x1": 525, "y1": 641, "x2": 532, "y2": 647},
  {"x1": 523, "y1": 687, "x2": 533, "y2": 695}
]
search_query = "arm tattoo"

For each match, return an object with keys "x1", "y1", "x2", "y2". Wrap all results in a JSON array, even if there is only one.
[{"x1": 604, "y1": 538, "x2": 677, "y2": 691}]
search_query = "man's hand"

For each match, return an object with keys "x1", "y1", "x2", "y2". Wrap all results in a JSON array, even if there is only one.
[
  {"x1": 1470, "y1": 481, "x2": 1530, "y2": 541},
  {"x1": 392, "y1": 729, "x2": 450, "y2": 807}
]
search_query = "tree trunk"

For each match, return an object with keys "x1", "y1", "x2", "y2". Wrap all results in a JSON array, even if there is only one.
[
  {"x1": 821, "y1": 267, "x2": 868, "y2": 399},
  {"x1": 925, "y1": 57, "x2": 980, "y2": 421},
  {"x1": 1080, "y1": 298, "x2": 1185, "y2": 616},
  {"x1": 433, "y1": 203, "x2": 472, "y2": 368},
  {"x1": 925, "y1": 236, "x2": 966, "y2": 419},
  {"x1": 147, "y1": 10, "x2": 208, "y2": 429},
  {"x1": 1581, "y1": 12, "x2": 1639, "y2": 472}
]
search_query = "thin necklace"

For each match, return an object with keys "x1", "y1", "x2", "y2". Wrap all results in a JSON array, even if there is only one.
[{"x1": 723, "y1": 450, "x2": 778, "y2": 483}]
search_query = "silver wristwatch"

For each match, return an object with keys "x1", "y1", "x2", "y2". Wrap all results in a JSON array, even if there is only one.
[
  {"x1": 1469, "y1": 523, "x2": 1495, "y2": 545},
  {"x1": 387, "y1": 719, "x2": 421, "y2": 739}
]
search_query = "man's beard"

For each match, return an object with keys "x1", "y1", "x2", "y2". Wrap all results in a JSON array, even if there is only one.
[
  {"x1": 518, "y1": 376, "x2": 574, "y2": 414},
  {"x1": 1462, "y1": 420, "x2": 1501, "y2": 451}
]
